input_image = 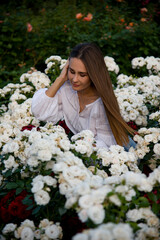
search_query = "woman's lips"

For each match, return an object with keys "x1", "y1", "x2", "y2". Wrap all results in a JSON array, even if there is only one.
[{"x1": 72, "y1": 83, "x2": 79, "y2": 87}]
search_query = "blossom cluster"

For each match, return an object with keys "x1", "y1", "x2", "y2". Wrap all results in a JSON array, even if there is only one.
[
  {"x1": 97, "y1": 145, "x2": 139, "y2": 175},
  {"x1": 44, "y1": 55, "x2": 67, "y2": 74},
  {"x1": 131, "y1": 56, "x2": 160, "y2": 75},
  {"x1": 149, "y1": 110, "x2": 160, "y2": 124},
  {"x1": 0, "y1": 55, "x2": 160, "y2": 239},
  {"x1": 73, "y1": 222, "x2": 134, "y2": 240},
  {"x1": 1, "y1": 219, "x2": 63, "y2": 240},
  {"x1": 115, "y1": 58, "x2": 160, "y2": 128},
  {"x1": 20, "y1": 71, "x2": 51, "y2": 90},
  {"x1": 104, "y1": 56, "x2": 120, "y2": 74},
  {"x1": 116, "y1": 74, "x2": 160, "y2": 108},
  {"x1": 114, "y1": 86, "x2": 148, "y2": 125},
  {"x1": 132, "y1": 127, "x2": 160, "y2": 166}
]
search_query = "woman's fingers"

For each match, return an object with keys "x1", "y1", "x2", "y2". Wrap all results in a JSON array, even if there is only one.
[{"x1": 59, "y1": 59, "x2": 69, "y2": 81}]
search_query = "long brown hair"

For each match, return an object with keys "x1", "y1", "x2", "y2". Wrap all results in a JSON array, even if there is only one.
[{"x1": 69, "y1": 42, "x2": 135, "y2": 146}]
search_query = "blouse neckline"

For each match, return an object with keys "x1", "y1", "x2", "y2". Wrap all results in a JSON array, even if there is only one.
[{"x1": 65, "y1": 81, "x2": 101, "y2": 114}]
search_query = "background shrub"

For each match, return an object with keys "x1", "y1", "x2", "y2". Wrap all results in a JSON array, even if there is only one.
[{"x1": 0, "y1": 0, "x2": 159, "y2": 87}]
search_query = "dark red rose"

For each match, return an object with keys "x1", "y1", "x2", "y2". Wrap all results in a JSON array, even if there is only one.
[
  {"x1": 8, "y1": 200, "x2": 22, "y2": 216},
  {"x1": 0, "y1": 190, "x2": 16, "y2": 206},
  {"x1": 61, "y1": 214, "x2": 86, "y2": 240},
  {"x1": 143, "y1": 164, "x2": 152, "y2": 176},
  {"x1": 58, "y1": 120, "x2": 71, "y2": 135},
  {"x1": 0, "y1": 206, "x2": 12, "y2": 223},
  {"x1": 21, "y1": 124, "x2": 40, "y2": 131},
  {"x1": 8, "y1": 199, "x2": 31, "y2": 219},
  {"x1": 0, "y1": 190, "x2": 32, "y2": 222},
  {"x1": 127, "y1": 121, "x2": 138, "y2": 130}
]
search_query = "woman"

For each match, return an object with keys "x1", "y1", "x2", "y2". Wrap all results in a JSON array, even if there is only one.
[{"x1": 31, "y1": 43, "x2": 135, "y2": 149}]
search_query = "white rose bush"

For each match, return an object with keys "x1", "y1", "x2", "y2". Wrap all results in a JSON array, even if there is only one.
[{"x1": 0, "y1": 56, "x2": 160, "y2": 240}]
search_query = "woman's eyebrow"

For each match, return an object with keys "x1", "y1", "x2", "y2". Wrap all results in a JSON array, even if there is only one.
[{"x1": 69, "y1": 67, "x2": 87, "y2": 74}]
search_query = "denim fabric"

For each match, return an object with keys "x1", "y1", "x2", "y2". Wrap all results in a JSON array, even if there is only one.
[{"x1": 123, "y1": 136, "x2": 136, "y2": 152}]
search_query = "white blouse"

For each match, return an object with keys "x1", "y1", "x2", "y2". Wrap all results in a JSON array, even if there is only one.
[{"x1": 31, "y1": 81, "x2": 116, "y2": 149}]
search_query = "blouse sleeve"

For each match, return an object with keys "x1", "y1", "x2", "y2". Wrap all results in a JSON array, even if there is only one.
[
  {"x1": 31, "y1": 88, "x2": 63, "y2": 124},
  {"x1": 95, "y1": 102, "x2": 117, "y2": 149}
]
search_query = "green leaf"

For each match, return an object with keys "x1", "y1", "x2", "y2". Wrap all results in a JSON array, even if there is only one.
[
  {"x1": 152, "y1": 203, "x2": 160, "y2": 215},
  {"x1": 16, "y1": 188, "x2": 23, "y2": 195},
  {"x1": 17, "y1": 180, "x2": 25, "y2": 188},
  {"x1": 137, "y1": 197, "x2": 150, "y2": 208},
  {"x1": 22, "y1": 198, "x2": 33, "y2": 206},
  {"x1": 6, "y1": 182, "x2": 18, "y2": 189},
  {"x1": 22, "y1": 194, "x2": 33, "y2": 204},
  {"x1": 58, "y1": 207, "x2": 67, "y2": 216},
  {"x1": 147, "y1": 192, "x2": 157, "y2": 202},
  {"x1": 3, "y1": 169, "x2": 12, "y2": 178},
  {"x1": 128, "y1": 222, "x2": 141, "y2": 232},
  {"x1": 26, "y1": 205, "x2": 34, "y2": 210},
  {"x1": 32, "y1": 206, "x2": 41, "y2": 215}
]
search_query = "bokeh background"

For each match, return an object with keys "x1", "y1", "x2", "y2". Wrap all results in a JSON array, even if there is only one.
[{"x1": 0, "y1": 0, "x2": 160, "y2": 87}]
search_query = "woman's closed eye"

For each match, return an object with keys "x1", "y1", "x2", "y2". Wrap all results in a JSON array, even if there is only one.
[
  {"x1": 69, "y1": 68, "x2": 87, "y2": 77},
  {"x1": 69, "y1": 68, "x2": 75, "y2": 74},
  {"x1": 80, "y1": 73, "x2": 87, "y2": 77}
]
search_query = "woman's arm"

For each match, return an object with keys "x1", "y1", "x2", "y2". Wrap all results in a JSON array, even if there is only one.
[
  {"x1": 31, "y1": 60, "x2": 69, "y2": 123},
  {"x1": 45, "y1": 60, "x2": 69, "y2": 97}
]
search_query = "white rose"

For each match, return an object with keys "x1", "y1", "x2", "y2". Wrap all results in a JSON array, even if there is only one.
[
  {"x1": 21, "y1": 219, "x2": 35, "y2": 229},
  {"x1": 74, "y1": 182, "x2": 91, "y2": 196},
  {"x1": 90, "y1": 228, "x2": 112, "y2": 240},
  {"x1": 43, "y1": 176, "x2": 57, "y2": 187},
  {"x1": 59, "y1": 139, "x2": 70, "y2": 151},
  {"x1": 89, "y1": 175, "x2": 103, "y2": 189},
  {"x1": 2, "y1": 223, "x2": 17, "y2": 234},
  {"x1": 59, "y1": 182, "x2": 72, "y2": 195},
  {"x1": 39, "y1": 219, "x2": 51, "y2": 228},
  {"x1": 65, "y1": 196, "x2": 78, "y2": 209},
  {"x1": 78, "y1": 209, "x2": 88, "y2": 223},
  {"x1": 126, "y1": 209, "x2": 142, "y2": 222},
  {"x1": 147, "y1": 216, "x2": 160, "y2": 227},
  {"x1": 153, "y1": 143, "x2": 160, "y2": 155},
  {"x1": 32, "y1": 175, "x2": 44, "y2": 183},
  {"x1": 137, "y1": 178, "x2": 153, "y2": 192},
  {"x1": 31, "y1": 181, "x2": 44, "y2": 193},
  {"x1": 72, "y1": 233, "x2": 88, "y2": 240},
  {"x1": 45, "y1": 224, "x2": 60, "y2": 239},
  {"x1": 109, "y1": 194, "x2": 121, "y2": 206},
  {"x1": 113, "y1": 223, "x2": 134, "y2": 240},
  {"x1": 53, "y1": 162, "x2": 68, "y2": 173},
  {"x1": 87, "y1": 205, "x2": 105, "y2": 224},
  {"x1": 21, "y1": 227, "x2": 34, "y2": 240},
  {"x1": 79, "y1": 194, "x2": 94, "y2": 209},
  {"x1": 34, "y1": 190, "x2": 50, "y2": 205},
  {"x1": 4, "y1": 155, "x2": 15, "y2": 169},
  {"x1": 29, "y1": 131, "x2": 41, "y2": 143},
  {"x1": 27, "y1": 156, "x2": 39, "y2": 167},
  {"x1": 37, "y1": 149, "x2": 52, "y2": 161}
]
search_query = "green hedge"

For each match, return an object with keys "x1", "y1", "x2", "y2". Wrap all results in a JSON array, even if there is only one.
[{"x1": 0, "y1": 0, "x2": 159, "y2": 87}]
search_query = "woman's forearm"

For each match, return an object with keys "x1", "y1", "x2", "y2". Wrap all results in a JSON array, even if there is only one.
[{"x1": 45, "y1": 77, "x2": 65, "y2": 97}]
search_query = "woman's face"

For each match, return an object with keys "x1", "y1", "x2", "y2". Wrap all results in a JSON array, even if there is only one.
[{"x1": 68, "y1": 58, "x2": 92, "y2": 93}]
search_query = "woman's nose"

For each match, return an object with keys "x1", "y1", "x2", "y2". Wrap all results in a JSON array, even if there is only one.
[{"x1": 72, "y1": 74, "x2": 78, "y2": 82}]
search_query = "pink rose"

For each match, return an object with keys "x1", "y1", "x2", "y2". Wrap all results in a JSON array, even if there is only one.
[
  {"x1": 76, "y1": 13, "x2": 83, "y2": 20},
  {"x1": 27, "y1": 22, "x2": 33, "y2": 32},
  {"x1": 83, "y1": 13, "x2": 93, "y2": 21}
]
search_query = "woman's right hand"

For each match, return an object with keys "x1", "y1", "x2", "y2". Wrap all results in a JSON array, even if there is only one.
[
  {"x1": 45, "y1": 59, "x2": 70, "y2": 97},
  {"x1": 57, "y1": 59, "x2": 69, "y2": 84}
]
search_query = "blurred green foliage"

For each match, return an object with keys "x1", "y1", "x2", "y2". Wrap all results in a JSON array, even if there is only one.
[{"x1": 0, "y1": 0, "x2": 160, "y2": 87}]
